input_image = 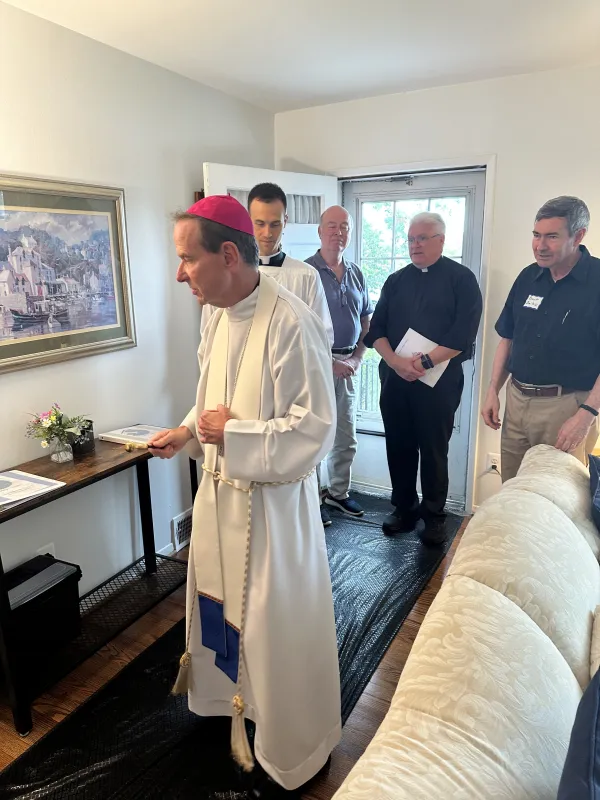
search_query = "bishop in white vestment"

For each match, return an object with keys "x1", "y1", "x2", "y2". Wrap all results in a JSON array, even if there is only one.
[{"x1": 150, "y1": 195, "x2": 341, "y2": 792}]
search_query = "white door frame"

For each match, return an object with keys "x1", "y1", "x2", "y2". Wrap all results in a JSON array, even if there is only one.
[{"x1": 333, "y1": 155, "x2": 497, "y2": 515}]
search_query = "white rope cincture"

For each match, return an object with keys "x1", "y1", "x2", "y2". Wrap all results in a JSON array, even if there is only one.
[
  {"x1": 171, "y1": 601, "x2": 196, "y2": 696},
  {"x1": 173, "y1": 463, "x2": 315, "y2": 771}
]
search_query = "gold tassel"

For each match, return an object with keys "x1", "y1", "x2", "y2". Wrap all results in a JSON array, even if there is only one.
[
  {"x1": 171, "y1": 651, "x2": 193, "y2": 695},
  {"x1": 231, "y1": 694, "x2": 254, "y2": 771}
]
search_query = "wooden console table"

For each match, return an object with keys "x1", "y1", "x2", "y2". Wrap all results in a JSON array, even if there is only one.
[{"x1": 0, "y1": 441, "x2": 189, "y2": 736}]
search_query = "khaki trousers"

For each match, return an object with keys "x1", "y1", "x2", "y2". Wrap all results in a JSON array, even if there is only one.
[
  {"x1": 501, "y1": 379, "x2": 599, "y2": 482},
  {"x1": 317, "y1": 354, "x2": 358, "y2": 500}
]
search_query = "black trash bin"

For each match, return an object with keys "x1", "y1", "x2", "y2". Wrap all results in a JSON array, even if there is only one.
[{"x1": 4, "y1": 554, "x2": 82, "y2": 653}]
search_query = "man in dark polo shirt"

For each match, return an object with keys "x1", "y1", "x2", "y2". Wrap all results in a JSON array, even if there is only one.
[
  {"x1": 306, "y1": 206, "x2": 373, "y2": 525},
  {"x1": 364, "y1": 212, "x2": 482, "y2": 544},
  {"x1": 482, "y1": 196, "x2": 600, "y2": 481}
]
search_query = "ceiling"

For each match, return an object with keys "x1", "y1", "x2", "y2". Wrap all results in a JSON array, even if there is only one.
[{"x1": 4, "y1": 0, "x2": 600, "y2": 112}]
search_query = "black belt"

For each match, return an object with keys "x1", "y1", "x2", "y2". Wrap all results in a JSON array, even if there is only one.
[
  {"x1": 511, "y1": 378, "x2": 576, "y2": 398},
  {"x1": 332, "y1": 346, "x2": 355, "y2": 355}
]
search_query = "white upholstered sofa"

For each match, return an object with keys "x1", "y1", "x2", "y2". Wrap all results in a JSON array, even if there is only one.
[{"x1": 334, "y1": 444, "x2": 600, "y2": 800}]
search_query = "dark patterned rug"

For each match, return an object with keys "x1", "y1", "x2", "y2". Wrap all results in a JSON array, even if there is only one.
[{"x1": 0, "y1": 492, "x2": 462, "y2": 799}]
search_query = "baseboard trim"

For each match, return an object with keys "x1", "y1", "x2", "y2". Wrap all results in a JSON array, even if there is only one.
[
  {"x1": 351, "y1": 479, "x2": 390, "y2": 496},
  {"x1": 351, "y1": 481, "x2": 466, "y2": 515},
  {"x1": 157, "y1": 543, "x2": 175, "y2": 557}
]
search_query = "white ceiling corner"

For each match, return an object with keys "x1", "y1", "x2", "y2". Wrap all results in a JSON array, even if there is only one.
[{"x1": 4, "y1": 0, "x2": 600, "y2": 112}]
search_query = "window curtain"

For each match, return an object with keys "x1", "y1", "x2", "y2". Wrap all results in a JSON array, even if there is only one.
[{"x1": 227, "y1": 190, "x2": 321, "y2": 224}]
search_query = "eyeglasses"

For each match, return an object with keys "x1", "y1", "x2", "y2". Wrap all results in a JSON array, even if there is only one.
[
  {"x1": 327, "y1": 224, "x2": 350, "y2": 233},
  {"x1": 407, "y1": 234, "x2": 442, "y2": 245}
]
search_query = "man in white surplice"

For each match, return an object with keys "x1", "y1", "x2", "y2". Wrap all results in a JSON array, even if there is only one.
[
  {"x1": 200, "y1": 182, "x2": 334, "y2": 347},
  {"x1": 149, "y1": 195, "x2": 341, "y2": 791}
]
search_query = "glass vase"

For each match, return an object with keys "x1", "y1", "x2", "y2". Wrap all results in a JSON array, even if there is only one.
[{"x1": 50, "y1": 440, "x2": 73, "y2": 464}]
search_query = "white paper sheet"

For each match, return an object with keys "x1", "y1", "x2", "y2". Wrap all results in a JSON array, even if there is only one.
[
  {"x1": 394, "y1": 328, "x2": 449, "y2": 388},
  {"x1": 0, "y1": 470, "x2": 65, "y2": 508}
]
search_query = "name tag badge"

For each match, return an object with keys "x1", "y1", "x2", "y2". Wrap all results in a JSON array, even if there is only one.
[{"x1": 524, "y1": 294, "x2": 544, "y2": 310}]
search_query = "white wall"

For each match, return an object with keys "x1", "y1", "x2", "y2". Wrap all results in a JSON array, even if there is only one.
[
  {"x1": 0, "y1": 3, "x2": 273, "y2": 591},
  {"x1": 275, "y1": 64, "x2": 600, "y2": 506}
]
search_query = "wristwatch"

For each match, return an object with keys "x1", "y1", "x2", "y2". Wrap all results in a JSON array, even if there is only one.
[{"x1": 420, "y1": 354, "x2": 435, "y2": 371}]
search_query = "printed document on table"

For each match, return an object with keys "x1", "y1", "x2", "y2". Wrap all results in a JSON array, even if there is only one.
[
  {"x1": 0, "y1": 470, "x2": 65, "y2": 509},
  {"x1": 394, "y1": 328, "x2": 449, "y2": 388}
]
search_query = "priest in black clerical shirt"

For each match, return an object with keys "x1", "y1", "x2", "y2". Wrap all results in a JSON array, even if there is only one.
[{"x1": 363, "y1": 212, "x2": 482, "y2": 544}]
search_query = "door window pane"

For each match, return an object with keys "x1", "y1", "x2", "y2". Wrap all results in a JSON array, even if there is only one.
[
  {"x1": 393, "y1": 257, "x2": 412, "y2": 273},
  {"x1": 361, "y1": 202, "x2": 393, "y2": 260},
  {"x1": 358, "y1": 348, "x2": 381, "y2": 416},
  {"x1": 355, "y1": 193, "x2": 469, "y2": 429},
  {"x1": 429, "y1": 197, "x2": 465, "y2": 258},
  {"x1": 393, "y1": 199, "x2": 428, "y2": 258},
  {"x1": 360, "y1": 259, "x2": 392, "y2": 303}
]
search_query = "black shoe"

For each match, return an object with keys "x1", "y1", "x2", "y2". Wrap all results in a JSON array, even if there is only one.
[
  {"x1": 295, "y1": 755, "x2": 333, "y2": 793},
  {"x1": 320, "y1": 504, "x2": 332, "y2": 527},
  {"x1": 251, "y1": 769, "x2": 292, "y2": 798},
  {"x1": 382, "y1": 510, "x2": 419, "y2": 535},
  {"x1": 419, "y1": 519, "x2": 448, "y2": 545},
  {"x1": 320, "y1": 754, "x2": 332, "y2": 773},
  {"x1": 324, "y1": 494, "x2": 365, "y2": 517}
]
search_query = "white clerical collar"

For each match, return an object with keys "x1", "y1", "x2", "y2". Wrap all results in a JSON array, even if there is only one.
[
  {"x1": 226, "y1": 282, "x2": 259, "y2": 322},
  {"x1": 259, "y1": 249, "x2": 283, "y2": 265}
]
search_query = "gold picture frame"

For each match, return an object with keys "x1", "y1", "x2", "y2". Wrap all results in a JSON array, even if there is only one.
[{"x1": 0, "y1": 174, "x2": 136, "y2": 374}]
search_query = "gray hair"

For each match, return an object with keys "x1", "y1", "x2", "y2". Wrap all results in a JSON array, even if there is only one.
[
  {"x1": 535, "y1": 196, "x2": 590, "y2": 237},
  {"x1": 173, "y1": 212, "x2": 258, "y2": 267},
  {"x1": 409, "y1": 211, "x2": 446, "y2": 234}
]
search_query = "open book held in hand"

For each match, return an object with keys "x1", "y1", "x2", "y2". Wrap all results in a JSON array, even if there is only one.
[{"x1": 394, "y1": 328, "x2": 449, "y2": 387}]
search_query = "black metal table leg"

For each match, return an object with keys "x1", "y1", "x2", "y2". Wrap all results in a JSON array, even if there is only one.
[
  {"x1": 136, "y1": 460, "x2": 157, "y2": 575},
  {"x1": 189, "y1": 458, "x2": 198, "y2": 502},
  {"x1": 0, "y1": 553, "x2": 32, "y2": 736}
]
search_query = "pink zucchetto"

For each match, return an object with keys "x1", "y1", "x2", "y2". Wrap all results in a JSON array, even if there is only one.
[{"x1": 185, "y1": 195, "x2": 254, "y2": 236}]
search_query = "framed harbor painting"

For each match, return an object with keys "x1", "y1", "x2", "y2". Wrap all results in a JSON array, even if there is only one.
[{"x1": 0, "y1": 174, "x2": 136, "y2": 374}]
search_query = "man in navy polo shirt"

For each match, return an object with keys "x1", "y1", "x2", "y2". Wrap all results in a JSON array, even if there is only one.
[
  {"x1": 306, "y1": 206, "x2": 373, "y2": 525},
  {"x1": 482, "y1": 196, "x2": 600, "y2": 480}
]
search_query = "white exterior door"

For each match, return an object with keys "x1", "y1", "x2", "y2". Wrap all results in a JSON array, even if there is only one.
[
  {"x1": 203, "y1": 163, "x2": 339, "y2": 260},
  {"x1": 342, "y1": 170, "x2": 486, "y2": 510}
]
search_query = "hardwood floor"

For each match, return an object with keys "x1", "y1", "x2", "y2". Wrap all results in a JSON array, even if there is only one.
[
  {"x1": 0, "y1": 557, "x2": 189, "y2": 769},
  {"x1": 0, "y1": 524, "x2": 466, "y2": 797}
]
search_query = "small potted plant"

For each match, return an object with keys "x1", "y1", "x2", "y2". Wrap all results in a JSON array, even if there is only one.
[
  {"x1": 26, "y1": 404, "x2": 91, "y2": 463},
  {"x1": 69, "y1": 419, "x2": 95, "y2": 456}
]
